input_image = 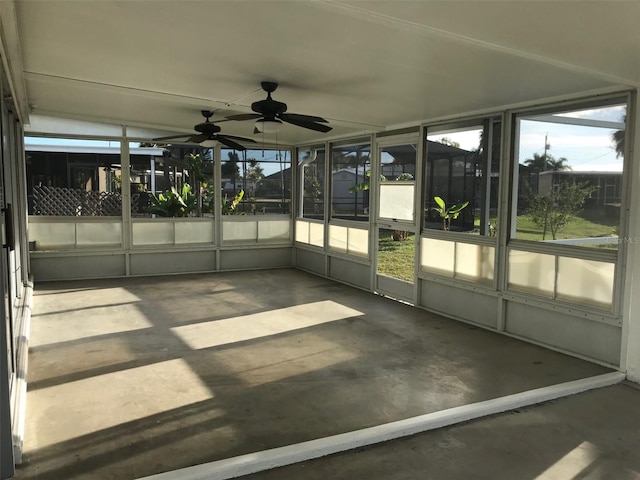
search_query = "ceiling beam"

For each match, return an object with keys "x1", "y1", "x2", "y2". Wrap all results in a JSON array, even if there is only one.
[{"x1": 524, "y1": 114, "x2": 625, "y2": 130}]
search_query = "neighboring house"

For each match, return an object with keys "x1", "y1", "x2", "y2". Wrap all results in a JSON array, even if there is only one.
[
  {"x1": 332, "y1": 168, "x2": 368, "y2": 215},
  {"x1": 25, "y1": 143, "x2": 165, "y2": 215},
  {"x1": 538, "y1": 169, "x2": 623, "y2": 209}
]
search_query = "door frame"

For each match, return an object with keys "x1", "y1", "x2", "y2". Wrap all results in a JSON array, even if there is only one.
[{"x1": 371, "y1": 132, "x2": 423, "y2": 304}]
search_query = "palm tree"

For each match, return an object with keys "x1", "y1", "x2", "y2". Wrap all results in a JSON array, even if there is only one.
[
  {"x1": 613, "y1": 114, "x2": 626, "y2": 158},
  {"x1": 524, "y1": 153, "x2": 549, "y2": 171},
  {"x1": 524, "y1": 153, "x2": 570, "y2": 171},
  {"x1": 547, "y1": 156, "x2": 571, "y2": 171}
]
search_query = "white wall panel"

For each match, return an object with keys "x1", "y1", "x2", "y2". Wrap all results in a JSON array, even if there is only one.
[
  {"x1": 329, "y1": 225, "x2": 348, "y2": 253},
  {"x1": 508, "y1": 250, "x2": 555, "y2": 297},
  {"x1": 174, "y1": 221, "x2": 213, "y2": 244},
  {"x1": 421, "y1": 237, "x2": 454, "y2": 277},
  {"x1": 223, "y1": 221, "x2": 257, "y2": 242},
  {"x1": 132, "y1": 222, "x2": 173, "y2": 245},
  {"x1": 258, "y1": 220, "x2": 290, "y2": 242},
  {"x1": 295, "y1": 220, "x2": 310, "y2": 244},
  {"x1": 556, "y1": 257, "x2": 614, "y2": 308},
  {"x1": 348, "y1": 227, "x2": 369, "y2": 257},
  {"x1": 29, "y1": 222, "x2": 75, "y2": 249},
  {"x1": 455, "y1": 243, "x2": 494, "y2": 283},
  {"x1": 309, "y1": 222, "x2": 324, "y2": 247},
  {"x1": 76, "y1": 222, "x2": 122, "y2": 247}
]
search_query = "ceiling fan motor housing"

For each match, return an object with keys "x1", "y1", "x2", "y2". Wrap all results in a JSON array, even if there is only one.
[
  {"x1": 251, "y1": 98, "x2": 287, "y2": 118},
  {"x1": 194, "y1": 122, "x2": 221, "y2": 134}
]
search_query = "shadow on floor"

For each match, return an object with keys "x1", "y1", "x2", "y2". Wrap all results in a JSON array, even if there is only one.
[{"x1": 15, "y1": 269, "x2": 613, "y2": 479}]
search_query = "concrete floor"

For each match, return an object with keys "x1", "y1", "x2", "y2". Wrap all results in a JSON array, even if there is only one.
[
  {"x1": 240, "y1": 383, "x2": 640, "y2": 480},
  {"x1": 15, "y1": 269, "x2": 618, "y2": 479}
]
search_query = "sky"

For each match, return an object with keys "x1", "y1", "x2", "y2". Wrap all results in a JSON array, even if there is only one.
[{"x1": 428, "y1": 104, "x2": 625, "y2": 173}]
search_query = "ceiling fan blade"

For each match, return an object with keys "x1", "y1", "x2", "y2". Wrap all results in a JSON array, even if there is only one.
[
  {"x1": 280, "y1": 113, "x2": 329, "y2": 123},
  {"x1": 215, "y1": 136, "x2": 246, "y2": 151},
  {"x1": 225, "y1": 113, "x2": 262, "y2": 121},
  {"x1": 217, "y1": 134, "x2": 257, "y2": 143},
  {"x1": 281, "y1": 116, "x2": 333, "y2": 133},
  {"x1": 187, "y1": 134, "x2": 208, "y2": 143},
  {"x1": 153, "y1": 134, "x2": 191, "y2": 141}
]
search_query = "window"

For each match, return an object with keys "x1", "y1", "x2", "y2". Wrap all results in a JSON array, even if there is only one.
[
  {"x1": 26, "y1": 137, "x2": 124, "y2": 216},
  {"x1": 299, "y1": 147, "x2": 325, "y2": 220},
  {"x1": 221, "y1": 148, "x2": 291, "y2": 215},
  {"x1": 331, "y1": 143, "x2": 371, "y2": 221},
  {"x1": 379, "y1": 143, "x2": 417, "y2": 222},
  {"x1": 425, "y1": 121, "x2": 500, "y2": 234},
  {"x1": 130, "y1": 143, "x2": 212, "y2": 218},
  {"x1": 512, "y1": 101, "x2": 626, "y2": 249}
]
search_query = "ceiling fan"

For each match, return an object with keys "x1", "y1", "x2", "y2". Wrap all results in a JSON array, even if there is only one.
[
  {"x1": 226, "y1": 82, "x2": 332, "y2": 134},
  {"x1": 153, "y1": 111, "x2": 257, "y2": 151}
]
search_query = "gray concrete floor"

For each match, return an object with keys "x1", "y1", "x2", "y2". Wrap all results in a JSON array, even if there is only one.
[
  {"x1": 14, "y1": 269, "x2": 619, "y2": 479},
  {"x1": 240, "y1": 383, "x2": 640, "y2": 480}
]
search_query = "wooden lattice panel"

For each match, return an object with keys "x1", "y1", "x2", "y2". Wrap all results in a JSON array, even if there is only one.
[{"x1": 33, "y1": 186, "x2": 123, "y2": 216}]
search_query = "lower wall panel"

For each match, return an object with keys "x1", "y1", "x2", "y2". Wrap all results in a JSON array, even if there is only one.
[
  {"x1": 377, "y1": 275, "x2": 413, "y2": 303},
  {"x1": 31, "y1": 246, "x2": 292, "y2": 280},
  {"x1": 505, "y1": 301, "x2": 621, "y2": 366},
  {"x1": 31, "y1": 254, "x2": 126, "y2": 281},
  {"x1": 219, "y1": 247, "x2": 292, "y2": 270},
  {"x1": 420, "y1": 280, "x2": 498, "y2": 328},
  {"x1": 130, "y1": 251, "x2": 216, "y2": 276},
  {"x1": 329, "y1": 256, "x2": 370, "y2": 290},
  {"x1": 295, "y1": 247, "x2": 325, "y2": 276}
]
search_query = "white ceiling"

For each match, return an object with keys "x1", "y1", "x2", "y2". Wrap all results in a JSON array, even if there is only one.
[{"x1": 6, "y1": 0, "x2": 640, "y2": 146}]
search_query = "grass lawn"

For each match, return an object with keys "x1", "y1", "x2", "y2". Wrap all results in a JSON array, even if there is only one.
[
  {"x1": 514, "y1": 214, "x2": 618, "y2": 246},
  {"x1": 473, "y1": 213, "x2": 618, "y2": 247},
  {"x1": 377, "y1": 229, "x2": 415, "y2": 282}
]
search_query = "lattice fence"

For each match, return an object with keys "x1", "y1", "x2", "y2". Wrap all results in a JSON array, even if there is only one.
[{"x1": 33, "y1": 186, "x2": 123, "y2": 216}]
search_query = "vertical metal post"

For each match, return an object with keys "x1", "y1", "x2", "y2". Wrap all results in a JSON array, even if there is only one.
[
  {"x1": 413, "y1": 127, "x2": 426, "y2": 306},
  {"x1": 323, "y1": 140, "x2": 330, "y2": 276},
  {"x1": 150, "y1": 157, "x2": 156, "y2": 195},
  {"x1": 496, "y1": 110, "x2": 514, "y2": 331},
  {"x1": 620, "y1": 91, "x2": 639, "y2": 378},
  {"x1": 214, "y1": 145, "x2": 222, "y2": 270},
  {"x1": 121, "y1": 130, "x2": 131, "y2": 275}
]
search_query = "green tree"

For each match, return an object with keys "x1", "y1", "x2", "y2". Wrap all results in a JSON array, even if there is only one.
[
  {"x1": 303, "y1": 167, "x2": 323, "y2": 214},
  {"x1": 438, "y1": 137, "x2": 461, "y2": 148},
  {"x1": 186, "y1": 153, "x2": 211, "y2": 217},
  {"x1": 245, "y1": 159, "x2": 264, "y2": 185},
  {"x1": 222, "y1": 152, "x2": 241, "y2": 179},
  {"x1": 527, "y1": 181, "x2": 597, "y2": 240}
]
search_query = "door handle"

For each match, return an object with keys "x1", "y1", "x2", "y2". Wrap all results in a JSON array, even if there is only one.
[{"x1": 2, "y1": 204, "x2": 15, "y2": 251}]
